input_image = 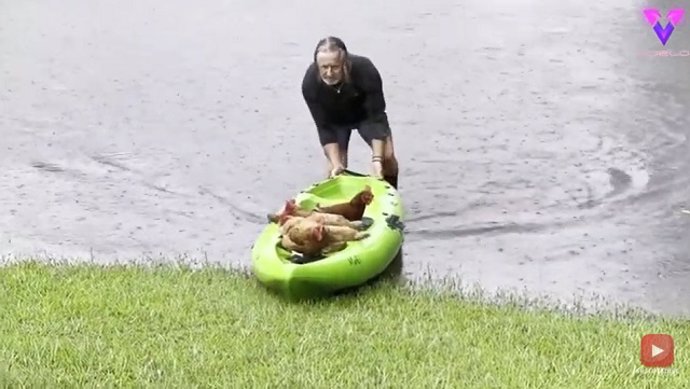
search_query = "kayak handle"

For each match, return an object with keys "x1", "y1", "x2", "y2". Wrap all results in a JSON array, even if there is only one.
[{"x1": 341, "y1": 169, "x2": 369, "y2": 177}]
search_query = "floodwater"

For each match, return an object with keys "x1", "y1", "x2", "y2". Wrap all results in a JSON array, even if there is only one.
[{"x1": 1, "y1": 0, "x2": 689, "y2": 316}]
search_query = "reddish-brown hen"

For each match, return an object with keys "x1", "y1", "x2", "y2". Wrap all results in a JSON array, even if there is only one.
[
  {"x1": 269, "y1": 199, "x2": 368, "y2": 229},
  {"x1": 280, "y1": 216, "x2": 369, "y2": 257},
  {"x1": 267, "y1": 199, "x2": 311, "y2": 224},
  {"x1": 314, "y1": 185, "x2": 374, "y2": 221}
]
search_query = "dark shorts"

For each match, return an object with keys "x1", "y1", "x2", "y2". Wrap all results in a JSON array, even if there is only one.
[{"x1": 333, "y1": 121, "x2": 392, "y2": 151}]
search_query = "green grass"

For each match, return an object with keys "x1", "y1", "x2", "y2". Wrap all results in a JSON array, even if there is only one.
[{"x1": 0, "y1": 260, "x2": 688, "y2": 388}]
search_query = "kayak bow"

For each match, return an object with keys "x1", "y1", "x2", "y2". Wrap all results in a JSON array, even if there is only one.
[{"x1": 251, "y1": 170, "x2": 405, "y2": 300}]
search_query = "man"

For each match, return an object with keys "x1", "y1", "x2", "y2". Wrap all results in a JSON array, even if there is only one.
[{"x1": 301, "y1": 36, "x2": 400, "y2": 189}]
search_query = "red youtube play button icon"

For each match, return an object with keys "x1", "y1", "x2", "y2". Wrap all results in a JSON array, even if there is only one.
[{"x1": 640, "y1": 334, "x2": 674, "y2": 367}]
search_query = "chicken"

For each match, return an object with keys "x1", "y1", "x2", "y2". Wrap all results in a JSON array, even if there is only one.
[
  {"x1": 267, "y1": 199, "x2": 312, "y2": 224},
  {"x1": 279, "y1": 216, "x2": 326, "y2": 257},
  {"x1": 314, "y1": 185, "x2": 374, "y2": 221},
  {"x1": 269, "y1": 199, "x2": 367, "y2": 230},
  {"x1": 279, "y1": 215, "x2": 369, "y2": 257},
  {"x1": 303, "y1": 211, "x2": 368, "y2": 230}
]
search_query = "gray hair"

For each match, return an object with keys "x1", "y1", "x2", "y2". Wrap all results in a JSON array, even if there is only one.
[{"x1": 313, "y1": 36, "x2": 351, "y2": 83}]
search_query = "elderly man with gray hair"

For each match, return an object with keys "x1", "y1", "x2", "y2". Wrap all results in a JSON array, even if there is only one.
[{"x1": 301, "y1": 36, "x2": 400, "y2": 189}]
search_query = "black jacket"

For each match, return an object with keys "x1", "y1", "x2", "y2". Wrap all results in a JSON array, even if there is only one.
[{"x1": 301, "y1": 54, "x2": 389, "y2": 146}]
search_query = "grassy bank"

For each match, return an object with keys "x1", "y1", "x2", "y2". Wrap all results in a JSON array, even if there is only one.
[{"x1": 0, "y1": 260, "x2": 687, "y2": 387}]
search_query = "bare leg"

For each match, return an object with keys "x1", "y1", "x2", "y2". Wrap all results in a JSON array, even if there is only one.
[
  {"x1": 325, "y1": 148, "x2": 349, "y2": 177},
  {"x1": 381, "y1": 135, "x2": 399, "y2": 188}
]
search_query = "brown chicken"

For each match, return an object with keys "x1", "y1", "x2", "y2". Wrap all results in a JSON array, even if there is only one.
[
  {"x1": 267, "y1": 199, "x2": 311, "y2": 224},
  {"x1": 279, "y1": 215, "x2": 369, "y2": 257},
  {"x1": 301, "y1": 211, "x2": 367, "y2": 230},
  {"x1": 269, "y1": 199, "x2": 367, "y2": 229},
  {"x1": 314, "y1": 185, "x2": 374, "y2": 221}
]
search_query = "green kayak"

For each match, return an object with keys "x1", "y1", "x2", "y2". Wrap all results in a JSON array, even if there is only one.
[{"x1": 251, "y1": 169, "x2": 405, "y2": 300}]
